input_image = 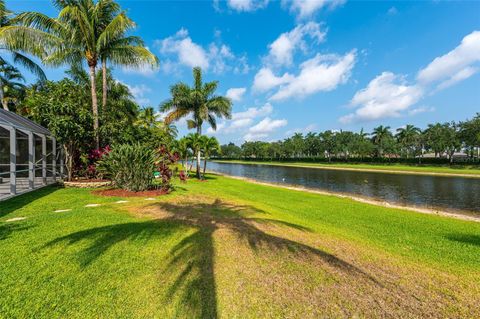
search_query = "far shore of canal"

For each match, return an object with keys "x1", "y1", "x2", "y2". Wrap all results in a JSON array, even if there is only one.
[
  {"x1": 212, "y1": 160, "x2": 480, "y2": 178},
  {"x1": 208, "y1": 172, "x2": 480, "y2": 223}
]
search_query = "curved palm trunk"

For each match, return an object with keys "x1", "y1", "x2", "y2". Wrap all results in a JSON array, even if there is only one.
[
  {"x1": 196, "y1": 126, "x2": 202, "y2": 179},
  {"x1": 102, "y1": 58, "x2": 107, "y2": 112},
  {"x1": 89, "y1": 64, "x2": 100, "y2": 149}
]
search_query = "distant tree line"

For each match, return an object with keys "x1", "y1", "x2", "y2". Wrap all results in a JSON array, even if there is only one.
[{"x1": 216, "y1": 114, "x2": 480, "y2": 164}]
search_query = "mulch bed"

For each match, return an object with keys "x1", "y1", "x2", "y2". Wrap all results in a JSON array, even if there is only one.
[{"x1": 92, "y1": 188, "x2": 169, "y2": 197}]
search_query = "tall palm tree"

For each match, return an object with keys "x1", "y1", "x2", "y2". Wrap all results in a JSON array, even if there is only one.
[
  {"x1": 200, "y1": 135, "x2": 220, "y2": 177},
  {"x1": 160, "y1": 67, "x2": 232, "y2": 178},
  {"x1": 396, "y1": 124, "x2": 421, "y2": 158},
  {"x1": 0, "y1": 0, "x2": 46, "y2": 111},
  {"x1": 2, "y1": 0, "x2": 156, "y2": 148}
]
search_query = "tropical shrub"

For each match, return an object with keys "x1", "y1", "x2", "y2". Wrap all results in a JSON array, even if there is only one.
[
  {"x1": 98, "y1": 143, "x2": 156, "y2": 192},
  {"x1": 155, "y1": 146, "x2": 181, "y2": 189}
]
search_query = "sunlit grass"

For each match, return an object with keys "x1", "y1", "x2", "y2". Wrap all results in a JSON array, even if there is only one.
[{"x1": 1, "y1": 175, "x2": 479, "y2": 317}]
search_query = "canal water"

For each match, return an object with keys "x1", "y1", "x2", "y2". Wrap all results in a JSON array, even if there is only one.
[{"x1": 206, "y1": 161, "x2": 480, "y2": 216}]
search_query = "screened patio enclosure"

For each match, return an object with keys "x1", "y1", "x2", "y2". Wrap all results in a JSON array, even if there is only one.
[{"x1": 0, "y1": 109, "x2": 64, "y2": 201}]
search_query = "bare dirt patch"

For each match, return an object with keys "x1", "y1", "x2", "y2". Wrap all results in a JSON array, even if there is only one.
[{"x1": 92, "y1": 188, "x2": 169, "y2": 197}]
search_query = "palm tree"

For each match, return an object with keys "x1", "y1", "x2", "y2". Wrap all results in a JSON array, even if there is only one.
[
  {"x1": 160, "y1": 67, "x2": 232, "y2": 178},
  {"x1": 200, "y1": 135, "x2": 220, "y2": 177},
  {"x1": 0, "y1": 0, "x2": 45, "y2": 111},
  {"x1": 0, "y1": 60, "x2": 25, "y2": 110},
  {"x1": 396, "y1": 124, "x2": 421, "y2": 158},
  {"x1": 137, "y1": 107, "x2": 157, "y2": 128},
  {"x1": 2, "y1": 0, "x2": 155, "y2": 148},
  {"x1": 185, "y1": 133, "x2": 202, "y2": 174},
  {"x1": 371, "y1": 125, "x2": 392, "y2": 157},
  {"x1": 176, "y1": 137, "x2": 191, "y2": 173}
]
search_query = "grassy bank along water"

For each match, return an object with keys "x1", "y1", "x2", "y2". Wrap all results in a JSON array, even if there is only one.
[{"x1": 213, "y1": 159, "x2": 480, "y2": 177}]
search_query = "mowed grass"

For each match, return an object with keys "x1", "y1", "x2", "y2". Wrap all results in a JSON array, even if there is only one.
[
  {"x1": 214, "y1": 159, "x2": 480, "y2": 176},
  {"x1": 1, "y1": 175, "x2": 479, "y2": 318}
]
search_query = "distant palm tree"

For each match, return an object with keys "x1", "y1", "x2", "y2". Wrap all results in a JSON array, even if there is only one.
[
  {"x1": 396, "y1": 124, "x2": 421, "y2": 158},
  {"x1": 371, "y1": 125, "x2": 392, "y2": 157},
  {"x1": 200, "y1": 135, "x2": 220, "y2": 177},
  {"x1": 137, "y1": 107, "x2": 157, "y2": 128},
  {"x1": 185, "y1": 133, "x2": 202, "y2": 174},
  {"x1": 3, "y1": 0, "x2": 156, "y2": 148},
  {"x1": 0, "y1": 61, "x2": 25, "y2": 110},
  {"x1": 176, "y1": 137, "x2": 191, "y2": 173},
  {"x1": 160, "y1": 67, "x2": 232, "y2": 178}
]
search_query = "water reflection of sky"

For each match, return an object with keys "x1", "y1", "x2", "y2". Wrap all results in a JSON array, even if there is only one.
[{"x1": 207, "y1": 162, "x2": 480, "y2": 216}]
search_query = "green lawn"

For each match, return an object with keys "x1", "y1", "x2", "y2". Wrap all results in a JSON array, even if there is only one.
[
  {"x1": 1, "y1": 175, "x2": 479, "y2": 317},
  {"x1": 214, "y1": 159, "x2": 480, "y2": 176}
]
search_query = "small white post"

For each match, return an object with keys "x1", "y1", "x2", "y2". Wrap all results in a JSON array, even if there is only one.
[
  {"x1": 28, "y1": 131, "x2": 34, "y2": 189},
  {"x1": 9, "y1": 126, "x2": 16, "y2": 195},
  {"x1": 52, "y1": 137, "x2": 56, "y2": 182},
  {"x1": 41, "y1": 134, "x2": 47, "y2": 185},
  {"x1": 59, "y1": 146, "x2": 64, "y2": 179}
]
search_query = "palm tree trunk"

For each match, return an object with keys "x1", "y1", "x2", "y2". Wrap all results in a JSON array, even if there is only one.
[
  {"x1": 102, "y1": 58, "x2": 107, "y2": 112},
  {"x1": 196, "y1": 126, "x2": 202, "y2": 179},
  {"x1": 89, "y1": 64, "x2": 100, "y2": 149},
  {"x1": 203, "y1": 156, "x2": 207, "y2": 176},
  {"x1": 0, "y1": 80, "x2": 8, "y2": 111}
]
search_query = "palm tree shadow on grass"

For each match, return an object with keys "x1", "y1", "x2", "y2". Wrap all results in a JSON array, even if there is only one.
[{"x1": 44, "y1": 199, "x2": 380, "y2": 318}]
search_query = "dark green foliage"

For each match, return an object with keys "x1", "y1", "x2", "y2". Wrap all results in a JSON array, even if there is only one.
[{"x1": 98, "y1": 143, "x2": 156, "y2": 192}]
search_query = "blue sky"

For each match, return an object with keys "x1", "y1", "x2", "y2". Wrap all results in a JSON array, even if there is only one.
[{"x1": 9, "y1": 0, "x2": 480, "y2": 144}]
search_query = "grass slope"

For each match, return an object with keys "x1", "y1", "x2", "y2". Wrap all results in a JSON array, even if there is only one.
[
  {"x1": 1, "y1": 176, "x2": 479, "y2": 318},
  {"x1": 214, "y1": 160, "x2": 480, "y2": 176}
]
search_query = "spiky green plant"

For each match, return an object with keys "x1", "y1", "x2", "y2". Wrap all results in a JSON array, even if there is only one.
[{"x1": 98, "y1": 143, "x2": 156, "y2": 192}]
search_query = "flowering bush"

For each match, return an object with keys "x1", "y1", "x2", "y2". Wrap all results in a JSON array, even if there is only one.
[
  {"x1": 79, "y1": 146, "x2": 111, "y2": 179},
  {"x1": 155, "y1": 146, "x2": 182, "y2": 189}
]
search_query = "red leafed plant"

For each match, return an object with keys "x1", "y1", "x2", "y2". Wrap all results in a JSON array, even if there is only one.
[{"x1": 155, "y1": 146, "x2": 183, "y2": 189}]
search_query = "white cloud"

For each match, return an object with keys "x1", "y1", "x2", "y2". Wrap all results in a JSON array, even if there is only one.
[
  {"x1": 408, "y1": 106, "x2": 435, "y2": 116},
  {"x1": 244, "y1": 117, "x2": 288, "y2": 141},
  {"x1": 339, "y1": 72, "x2": 423, "y2": 124},
  {"x1": 266, "y1": 22, "x2": 326, "y2": 67},
  {"x1": 156, "y1": 28, "x2": 250, "y2": 74},
  {"x1": 158, "y1": 28, "x2": 209, "y2": 69},
  {"x1": 339, "y1": 30, "x2": 480, "y2": 124},
  {"x1": 417, "y1": 30, "x2": 480, "y2": 88},
  {"x1": 122, "y1": 64, "x2": 159, "y2": 77},
  {"x1": 252, "y1": 67, "x2": 294, "y2": 92},
  {"x1": 269, "y1": 51, "x2": 356, "y2": 101},
  {"x1": 123, "y1": 83, "x2": 152, "y2": 105},
  {"x1": 283, "y1": 0, "x2": 346, "y2": 19},
  {"x1": 387, "y1": 7, "x2": 398, "y2": 15},
  {"x1": 233, "y1": 102, "x2": 273, "y2": 120},
  {"x1": 285, "y1": 123, "x2": 317, "y2": 136},
  {"x1": 226, "y1": 87, "x2": 247, "y2": 102},
  {"x1": 208, "y1": 103, "x2": 273, "y2": 135},
  {"x1": 435, "y1": 66, "x2": 479, "y2": 92},
  {"x1": 227, "y1": 0, "x2": 269, "y2": 12}
]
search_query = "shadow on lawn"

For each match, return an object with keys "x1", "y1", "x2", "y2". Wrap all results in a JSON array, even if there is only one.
[
  {"x1": 0, "y1": 223, "x2": 32, "y2": 241},
  {"x1": 447, "y1": 234, "x2": 480, "y2": 247},
  {"x1": 44, "y1": 198, "x2": 379, "y2": 318},
  {"x1": 0, "y1": 186, "x2": 59, "y2": 218}
]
